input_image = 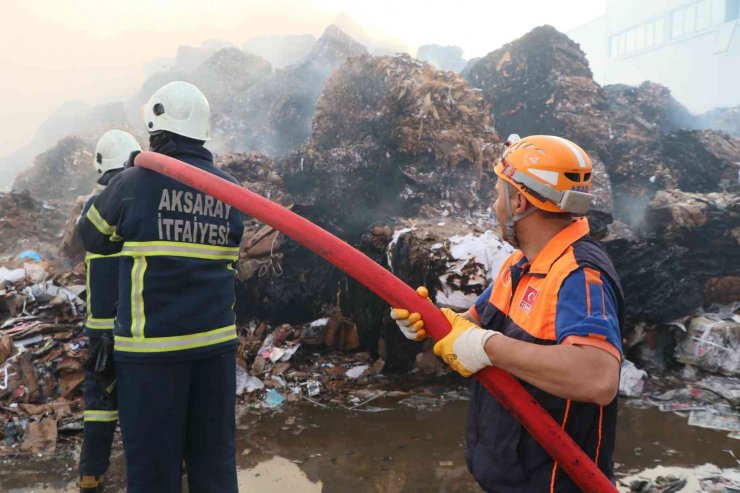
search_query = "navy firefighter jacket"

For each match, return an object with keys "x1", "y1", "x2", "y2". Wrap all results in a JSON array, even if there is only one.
[
  {"x1": 80, "y1": 194, "x2": 120, "y2": 336},
  {"x1": 78, "y1": 136, "x2": 245, "y2": 362}
]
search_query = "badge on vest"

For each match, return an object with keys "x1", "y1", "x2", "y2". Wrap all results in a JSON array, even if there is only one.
[{"x1": 520, "y1": 285, "x2": 539, "y2": 313}]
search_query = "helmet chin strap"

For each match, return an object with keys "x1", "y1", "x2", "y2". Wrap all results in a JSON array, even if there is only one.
[{"x1": 501, "y1": 183, "x2": 537, "y2": 248}]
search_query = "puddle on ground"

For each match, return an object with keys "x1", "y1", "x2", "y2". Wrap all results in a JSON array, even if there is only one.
[{"x1": 1, "y1": 397, "x2": 737, "y2": 492}]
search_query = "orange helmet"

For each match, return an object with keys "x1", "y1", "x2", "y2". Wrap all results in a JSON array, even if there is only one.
[{"x1": 494, "y1": 134, "x2": 594, "y2": 214}]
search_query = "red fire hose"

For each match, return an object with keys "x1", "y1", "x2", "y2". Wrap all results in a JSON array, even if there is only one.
[{"x1": 135, "y1": 151, "x2": 617, "y2": 492}]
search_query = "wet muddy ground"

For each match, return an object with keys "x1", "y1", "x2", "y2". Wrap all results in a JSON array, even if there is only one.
[{"x1": 1, "y1": 394, "x2": 737, "y2": 492}]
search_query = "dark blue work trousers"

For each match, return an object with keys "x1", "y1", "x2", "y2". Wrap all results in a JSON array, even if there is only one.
[
  {"x1": 116, "y1": 350, "x2": 237, "y2": 493},
  {"x1": 79, "y1": 357, "x2": 117, "y2": 477}
]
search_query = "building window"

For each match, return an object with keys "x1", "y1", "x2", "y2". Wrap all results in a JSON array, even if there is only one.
[
  {"x1": 727, "y1": 0, "x2": 740, "y2": 21},
  {"x1": 655, "y1": 18, "x2": 666, "y2": 43},
  {"x1": 672, "y1": 8, "x2": 685, "y2": 37},
  {"x1": 608, "y1": 0, "x2": 735, "y2": 57},
  {"x1": 712, "y1": 0, "x2": 726, "y2": 25},
  {"x1": 696, "y1": 0, "x2": 711, "y2": 29},
  {"x1": 645, "y1": 21, "x2": 655, "y2": 45},
  {"x1": 625, "y1": 28, "x2": 635, "y2": 52},
  {"x1": 635, "y1": 24, "x2": 646, "y2": 50},
  {"x1": 609, "y1": 16, "x2": 671, "y2": 58},
  {"x1": 667, "y1": 0, "x2": 734, "y2": 39},
  {"x1": 685, "y1": 3, "x2": 698, "y2": 32}
]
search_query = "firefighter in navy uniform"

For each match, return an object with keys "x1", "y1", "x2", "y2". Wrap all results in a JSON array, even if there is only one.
[
  {"x1": 78, "y1": 81, "x2": 245, "y2": 493},
  {"x1": 391, "y1": 135, "x2": 623, "y2": 492},
  {"x1": 78, "y1": 130, "x2": 142, "y2": 493}
]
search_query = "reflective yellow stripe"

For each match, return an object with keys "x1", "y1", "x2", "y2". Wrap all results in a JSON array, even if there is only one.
[
  {"x1": 114, "y1": 325, "x2": 237, "y2": 353},
  {"x1": 121, "y1": 241, "x2": 239, "y2": 261},
  {"x1": 86, "y1": 205, "x2": 115, "y2": 235},
  {"x1": 130, "y1": 257, "x2": 147, "y2": 338},
  {"x1": 84, "y1": 410, "x2": 118, "y2": 422},
  {"x1": 85, "y1": 257, "x2": 92, "y2": 320},
  {"x1": 85, "y1": 252, "x2": 123, "y2": 261},
  {"x1": 86, "y1": 318, "x2": 115, "y2": 330}
]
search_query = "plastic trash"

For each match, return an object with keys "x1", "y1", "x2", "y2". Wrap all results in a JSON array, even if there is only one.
[
  {"x1": 29, "y1": 282, "x2": 85, "y2": 313},
  {"x1": 675, "y1": 312, "x2": 739, "y2": 376},
  {"x1": 263, "y1": 388, "x2": 285, "y2": 408},
  {"x1": 619, "y1": 359, "x2": 648, "y2": 397},
  {"x1": 304, "y1": 380, "x2": 321, "y2": 397},
  {"x1": 345, "y1": 364, "x2": 369, "y2": 379},
  {"x1": 236, "y1": 366, "x2": 265, "y2": 395},
  {"x1": 18, "y1": 250, "x2": 42, "y2": 262},
  {"x1": 0, "y1": 267, "x2": 25, "y2": 285}
]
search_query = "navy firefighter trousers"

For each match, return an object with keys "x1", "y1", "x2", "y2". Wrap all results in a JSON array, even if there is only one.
[
  {"x1": 115, "y1": 350, "x2": 237, "y2": 493},
  {"x1": 79, "y1": 332, "x2": 118, "y2": 478}
]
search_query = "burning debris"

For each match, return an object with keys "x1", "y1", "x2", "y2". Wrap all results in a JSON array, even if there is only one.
[
  {"x1": 311, "y1": 54, "x2": 497, "y2": 166},
  {"x1": 604, "y1": 82, "x2": 695, "y2": 138},
  {"x1": 465, "y1": 25, "x2": 612, "y2": 163},
  {"x1": 605, "y1": 190, "x2": 739, "y2": 325},
  {"x1": 282, "y1": 53, "x2": 499, "y2": 240},
  {"x1": 218, "y1": 152, "x2": 289, "y2": 203},
  {"x1": 336, "y1": 219, "x2": 513, "y2": 371}
]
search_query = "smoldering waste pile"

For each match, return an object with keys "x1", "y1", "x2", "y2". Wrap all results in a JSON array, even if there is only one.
[
  {"x1": 605, "y1": 190, "x2": 739, "y2": 324},
  {"x1": 233, "y1": 54, "x2": 511, "y2": 369},
  {"x1": 283, "y1": 53, "x2": 500, "y2": 237}
]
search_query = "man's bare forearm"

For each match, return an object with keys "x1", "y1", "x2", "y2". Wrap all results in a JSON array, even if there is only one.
[{"x1": 484, "y1": 336, "x2": 619, "y2": 406}]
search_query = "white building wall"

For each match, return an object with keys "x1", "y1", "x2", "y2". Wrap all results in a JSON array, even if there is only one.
[{"x1": 570, "y1": 0, "x2": 740, "y2": 112}]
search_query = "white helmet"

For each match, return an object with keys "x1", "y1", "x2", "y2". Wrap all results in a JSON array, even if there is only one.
[
  {"x1": 141, "y1": 81, "x2": 211, "y2": 141},
  {"x1": 94, "y1": 130, "x2": 142, "y2": 174}
]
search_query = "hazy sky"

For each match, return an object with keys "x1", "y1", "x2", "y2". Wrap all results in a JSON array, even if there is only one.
[{"x1": 1, "y1": 0, "x2": 606, "y2": 156}]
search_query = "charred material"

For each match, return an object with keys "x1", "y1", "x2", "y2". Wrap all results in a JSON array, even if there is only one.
[
  {"x1": 217, "y1": 153, "x2": 342, "y2": 325},
  {"x1": 282, "y1": 53, "x2": 499, "y2": 241},
  {"x1": 235, "y1": 232, "x2": 342, "y2": 325},
  {"x1": 604, "y1": 82, "x2": 695, "y2": 138},
  {"x1": 605, "y1": 190, "x2": 740, "y2": 324},
  {"x1": 465, "y1": 25, "x2": 612, "y2": 162},
  {"x1": 217, "y1": 152, "x2": 288, "y2": 202}
]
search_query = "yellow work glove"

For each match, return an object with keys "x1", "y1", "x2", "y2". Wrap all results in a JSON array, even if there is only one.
[
  {"x1": 389, "y1": 286, "x2": 431, "y2": 341},
  {"x1": 433, "y1": 308, "x2": 499, "y2": 377}
]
